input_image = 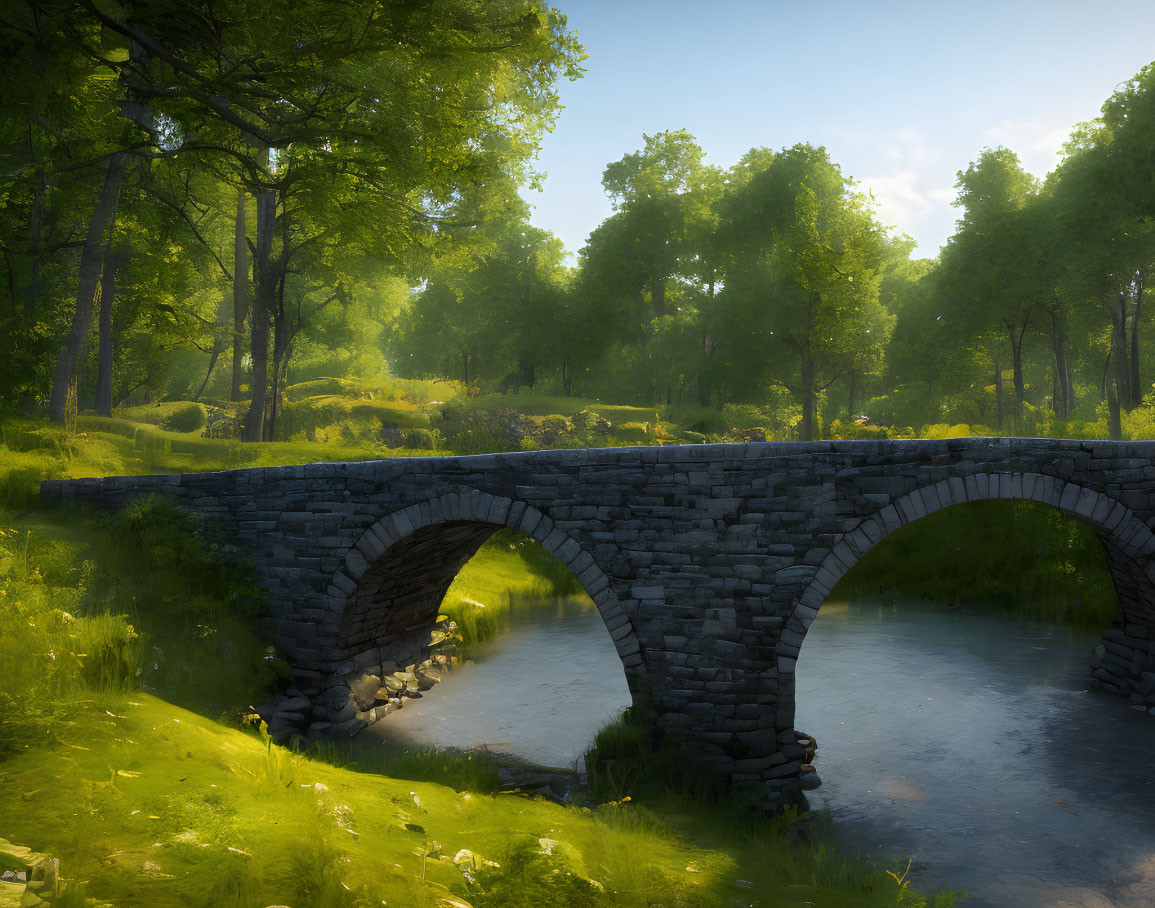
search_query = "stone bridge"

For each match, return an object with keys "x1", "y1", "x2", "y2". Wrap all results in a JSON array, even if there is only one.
[{"x1": 41, "y1": 438, "x2": 1155, "y2": 809}]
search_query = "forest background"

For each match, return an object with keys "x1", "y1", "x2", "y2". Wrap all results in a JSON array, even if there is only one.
[{"x1": 8, "y1": 1, "x2": 1155, "y2": 455}]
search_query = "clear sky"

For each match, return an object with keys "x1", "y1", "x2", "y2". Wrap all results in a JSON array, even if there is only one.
[{"x1": 524, "y1": 0, "x2": 1155, "y2": 262}]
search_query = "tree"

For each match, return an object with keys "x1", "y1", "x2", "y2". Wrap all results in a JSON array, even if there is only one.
[
  {"x1": 577, "y1": 130, "x2": 722, "y2": 403},
  {"x1": 938, "y1": 148, "x2": 1040, "y2": 429},
  {"x1": 58, "y1": 0, "x2": 583, "y2": 437},
  {"x1": 713, "y1": 144, "x2": 891, "y2": 440}
]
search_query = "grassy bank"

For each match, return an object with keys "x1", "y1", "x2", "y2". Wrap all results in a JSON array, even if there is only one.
[
  {"x1": 0, "y1": 691, "x2": 958, "y2": 907},
  {"x1": 0, "y1": 497, "x2": 954, "y2": 906},
  {"x1": 831, "y1": 499, "x2": 1119, "y2": 631}
]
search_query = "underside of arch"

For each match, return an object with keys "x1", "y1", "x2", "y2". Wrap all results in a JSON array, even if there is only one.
[{"x1": 331, "y1": 490, "x2": 646, "y2": 694}]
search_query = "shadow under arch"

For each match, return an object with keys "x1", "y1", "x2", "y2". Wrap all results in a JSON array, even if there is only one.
[
  {"x1": 778, "y1": 471, "x2": 1155, "y2": 730},
  {"x1": 329, "y1": 489, "x2": 646, "y2": 697}
]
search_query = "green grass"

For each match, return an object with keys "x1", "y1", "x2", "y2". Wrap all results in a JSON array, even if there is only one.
[
  {"x1": 0, "y1": 694, "x2": 954, "y2": 907},
  {"x1": 440, "y1": 529, "x2": 587, "y2": 647}
]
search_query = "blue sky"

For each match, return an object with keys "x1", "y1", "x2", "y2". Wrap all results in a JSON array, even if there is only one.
[{"x1": 524, "y1": 0, "x2": 1155, "y2": 262}]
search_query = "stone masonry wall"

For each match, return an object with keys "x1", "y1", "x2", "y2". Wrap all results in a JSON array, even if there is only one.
[{"x1": 41, "y1": 438, "x2": 1155, "y2": 811}]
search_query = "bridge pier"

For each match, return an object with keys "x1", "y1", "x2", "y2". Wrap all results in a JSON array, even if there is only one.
[{"x1": 43, "y1": 438, "x2": 1155, "y2": 811}]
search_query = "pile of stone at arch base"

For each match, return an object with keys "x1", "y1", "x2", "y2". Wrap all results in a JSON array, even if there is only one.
[
  {"x1": 253, "y1": 618, "x2": 462, "y2": 744},
  {"x1": 0, "y1": 838, "x2": 61, "y2": 907},
  {"x1": 1091, "y1": 641, "x2": 1155, "y2": 715}
]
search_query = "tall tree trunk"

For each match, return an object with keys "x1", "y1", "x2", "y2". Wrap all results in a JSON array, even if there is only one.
[
  {"x1": 4, "y1": 254, "x2": 15, "y2": 321},
  {"x1": 231, "y1": 188, "x2": 248, "y2": 402},
  {"x1": 994, "y1": 356, "x2": 1003, "y2": 430},
  {"x1": 48, "y1": 152, "x2": 125, "y2": 423},
  {"x1": 24, "y1": 167, "x2": 46, "y2": 319},
  {"x1": 650, "y1": 259, "x2": 665, "y2": 317},
  {"x1": 266, "y1": 269, "x2": 288, "y2": 441},
  {"x1": 1130, "y1": 273, "x2": 1144, "y2": 408},
  {"x1": 562, "y1": 353, "x2": 572, "y2": 397},
  {"x1": 1111, "y1": 289, "x2": 1131, "y2": 413},
  {"x1": 1109, "y1": 379, "x2": 1123, "y2": 440},
  {"x1": 241, "y1": 151, "x2": 275, "y2": 443},
  {"x1": 1049, "y1": 309, "x2": 1070, "y2": 422},
  {"x1": 846, "y1": 370, "x2": 857, "y2": 421},
  {"x1": 194, "y1": 343, "x2": 222, "y2": 403},
  {"x1": 800, "y1": 358, "x2": 816, "y2": 441},
  {"x1": 461, "y1": 349, "x2": 470, "y2": 386},
  {"x1": 1005, "y1": 319, "x2": 1027, "y2": 429},
  {"x1": 94, "y1": 247, "x2": 122, "y2": 417}
]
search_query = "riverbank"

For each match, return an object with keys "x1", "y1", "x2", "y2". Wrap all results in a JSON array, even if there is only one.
[{"x1": 0, "y1": 491, "x2": 955, "y2": 905}]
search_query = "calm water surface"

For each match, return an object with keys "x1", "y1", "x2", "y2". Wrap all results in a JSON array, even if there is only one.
[
  {"x1": 798, "y1": 597, "x2": 1155, "y2": 907},
  {"x1": 363, "y1": 595, "x2": 632, "y2": 767},
  {"x1": 363, "y1": 593, "x2": 1155, "y2": 906}
]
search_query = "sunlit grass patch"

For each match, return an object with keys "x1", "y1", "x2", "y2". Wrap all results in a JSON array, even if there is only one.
[{"x1": 441, "y1": 529, "x2": 590, "y2": 647}]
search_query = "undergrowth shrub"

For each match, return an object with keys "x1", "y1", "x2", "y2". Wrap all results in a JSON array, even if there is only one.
[
  {"x1": 582, "y1": 707, "x2": 729, "y2": 806},
  {"x1": 832, "y1": 498, "x2": 1118, "y2": 629},
  {"x1": 83, "y1": 496, "x2": 275, "y2": 708},
  {"x1": 401, "y1": 427, "x2": 436, "y2": 449},
  {"x1": 163, "y1": 402, "x2": 207, "y2": 433}
]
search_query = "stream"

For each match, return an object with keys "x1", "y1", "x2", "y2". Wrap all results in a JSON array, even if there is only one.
[{"x1": 360, "y1": 593, "x2": 1155, "y2": 906}]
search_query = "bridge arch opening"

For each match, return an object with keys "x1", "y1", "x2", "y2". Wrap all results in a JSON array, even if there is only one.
[
  {"x1": 320, "y1": 491, "x2": 645, "y2": 748},
  {"x1": 785, "y1": 473, "x2": 1155, "y2": 899},
  {"x1": 780, "y1": 472, "x2": 1155, "y2": 734}
]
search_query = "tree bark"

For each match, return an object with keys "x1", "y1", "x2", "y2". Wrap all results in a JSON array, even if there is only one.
[
  {"x1": 266, "y1": 268, "x2": 289, "y2": 441},
  {"x1": 1109, "y1": 379, "x2": 1123, "y2": 440},
  {"x1": 241, "y1": 150, "x2": 275, "y2": 443},
  {"x1": 1049, "y1": 309, "x2": 1070, "y2": 422},
  {"x1": 231, "y1": 188, "x2": 248, "y2": 401},
  {"x1": 1111, "y1": 289, "x2": 1131, "y2": 413},
  {"x1": 800, "y1": 358, "x2": 816, "y2": 441},
  {"x1": 94, "y1": 247, "x2": 122, "y2": 417},
  {"x1": 24, "y1": 167, "x2": 46, "y2": 319},
  {"x1": 1005, "y1": 318, "x2": 1028, "y2": 429},
  {"x1": 48, "y1": 152, "x2": 125, "y2": 423},
  {"x1": 1130, "y1": 272, "x2": 1144, "y2": 408},
  {"x1": 994, "y1": 356, "x2": 1003, "y2": 430}
]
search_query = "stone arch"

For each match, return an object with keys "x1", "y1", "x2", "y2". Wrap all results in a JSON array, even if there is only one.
[
  {"x1": 327, "y1": 489, "x2": 646, "y2": 695},
  {"x1": 779, "y1": 471, "x2": 1155, "y2": 726}
]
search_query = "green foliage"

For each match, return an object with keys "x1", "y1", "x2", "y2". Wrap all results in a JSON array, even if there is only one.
[
  {"x1": 583, "y1": 707, "x2": 729, "y2": 805},
  {"x1": 833, "y1": 499, "x2": 1118, "y2": 630},
  {"x1": 86, "y1": 496, "x2": 272, "y2": 708},
  {"x1": 828, "y1": 419, "x2": 894, "y2": 440},
  {"x1": 919, "y1": 423, "x2": 972, "y2": 440},
  {"x1": 401, "y1": 427, "x2": 437, "y2": 450},
  {"x1": 162, "y1": 402, "x2": 207, "y2": 433},
  {"x1": 440, "y1": 529, "x2": 584, "y2": 647},
  {"x1": 613, "y1": 421, "x2": 650, "y2": 441},
  {"x1": 455, "y1": 839, "x2": 611, "y2": 907}
]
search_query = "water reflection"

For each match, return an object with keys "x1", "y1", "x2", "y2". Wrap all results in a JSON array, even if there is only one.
[{"x1": 799, "y1": 597, "x2": 1155, "y2": 907}]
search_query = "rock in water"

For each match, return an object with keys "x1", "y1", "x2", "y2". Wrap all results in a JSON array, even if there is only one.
[{"x1": 349, "y1": 674, "x2": 382, "y2": 710}]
